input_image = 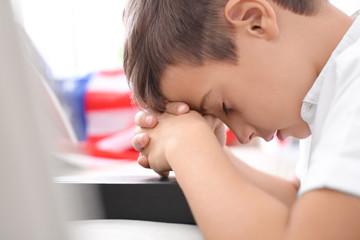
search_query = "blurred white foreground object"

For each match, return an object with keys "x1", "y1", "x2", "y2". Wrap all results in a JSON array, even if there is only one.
[
  {"x1": 69, "y1": 220, "x2": 203, "y2": 240},
  {"x1": 0, "y1": 1, "x2": 79, "y2": 239}
]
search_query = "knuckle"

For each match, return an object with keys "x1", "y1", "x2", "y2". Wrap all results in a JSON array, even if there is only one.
[
  {"x1": 132, "y1": 137, "x2": 142, "y2": 151},
  {"x1": 132, "y1": 141, "x2": 141, "y2": 151},
  {"x1": 134, "y1": 111, "x2": 144, "y2": 125},
  {"x1": 133, "y1": 126, "x2": 143, "y2": 135}
]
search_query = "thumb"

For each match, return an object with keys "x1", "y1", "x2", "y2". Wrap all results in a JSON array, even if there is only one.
[{"x1": 165, "y1": 102, "x2": 190, "y2": 115}]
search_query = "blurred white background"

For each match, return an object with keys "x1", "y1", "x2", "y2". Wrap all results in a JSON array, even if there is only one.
[
  {"x1": 13, "y1": 0, "x2": 360, "y2": 79},
  {"x1": 17, "y1": 0, "x2": 127, "y2": 79}
]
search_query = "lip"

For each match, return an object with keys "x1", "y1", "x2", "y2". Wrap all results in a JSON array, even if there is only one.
[
  {"x1": 276, "y1": 130, "x2": 286, "y2": 141},
  {"x1": 265, "y1": 133, "x2": 275, "y2": 142}
]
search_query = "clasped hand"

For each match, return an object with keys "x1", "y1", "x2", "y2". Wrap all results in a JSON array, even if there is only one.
[{"x1": 132, "y1": 102, "x2": 227, "y2": 177}]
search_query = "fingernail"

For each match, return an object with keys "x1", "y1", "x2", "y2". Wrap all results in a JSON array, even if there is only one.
[
  {"x1": 177, "y1": 105, "x2": 187, "y2": 113},
  {"x1": 145, "y1": 116, "x2": 153, "y2": 125}
]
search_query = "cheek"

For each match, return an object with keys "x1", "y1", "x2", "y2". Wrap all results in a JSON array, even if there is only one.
[
  {"x1": 254, "y1": 89, "x2": 299, "y2": 124},
  {"x1": 232, "y1": 104, "x2": 282, "y2": 131},
  {"x1": 225, "y1": 88, "x2": 290, "y2": 130}
]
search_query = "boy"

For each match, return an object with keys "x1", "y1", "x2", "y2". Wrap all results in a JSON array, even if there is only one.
[{"x1": 124, "y1": 0, "x2": 360, "y2": 239}]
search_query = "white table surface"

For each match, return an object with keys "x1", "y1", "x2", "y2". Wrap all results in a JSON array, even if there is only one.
[{"x1": 56, "y1": 145, "x2": 297, "y2": 240}]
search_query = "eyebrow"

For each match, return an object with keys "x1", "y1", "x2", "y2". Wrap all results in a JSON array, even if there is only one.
[{"x1": 199, "y1": 90, "x2": 212, "y2": 114}]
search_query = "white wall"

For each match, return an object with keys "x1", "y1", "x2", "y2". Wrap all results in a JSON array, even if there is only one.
[
  {"x1": 21, "y1": 0, "x2": 127, "y2": 79},
  {"x1": 331, "y1": 0, "x2": 360, "y2": 16},
  {"x1": 19, "y1": 0, "x2": 360, "y2": 79}
]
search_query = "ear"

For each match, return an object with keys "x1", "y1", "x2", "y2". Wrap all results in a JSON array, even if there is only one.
[{"x1": 225, "y1": 0, "x2": 279, "y2": 40}]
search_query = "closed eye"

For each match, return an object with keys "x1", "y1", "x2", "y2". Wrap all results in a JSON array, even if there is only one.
[{"x1": 222, "y1": 102, "x2": 228, "y2": 116}]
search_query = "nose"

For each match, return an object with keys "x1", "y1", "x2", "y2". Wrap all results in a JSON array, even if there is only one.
[{"x1": 231, "y1": 124, "x2": 255, "y2": 144}]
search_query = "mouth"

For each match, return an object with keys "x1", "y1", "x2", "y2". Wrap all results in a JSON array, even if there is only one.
[
  {"x1": 265, "y1": 133, "x2": 275, "y2": 142},
  {"x1": 276, "y1": 130, "x2": 286, "y2": 141}
]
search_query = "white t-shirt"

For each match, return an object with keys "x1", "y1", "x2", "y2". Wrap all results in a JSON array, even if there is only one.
[{"x1": 296, "y1": 16, "x2": 360, "y2": 197}]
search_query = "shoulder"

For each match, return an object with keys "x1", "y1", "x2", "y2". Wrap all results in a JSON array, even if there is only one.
[
  {"x1": 335, "y1": 38, "x2": 360, "y2": 77},
  {"x1": 297, "y1": 36, "x2": 360, "y2": 198}
]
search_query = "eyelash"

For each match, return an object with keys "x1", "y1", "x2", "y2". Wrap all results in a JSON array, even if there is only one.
[{"x1": 222, "y1": 102, "x2": 228, "y2": 116}]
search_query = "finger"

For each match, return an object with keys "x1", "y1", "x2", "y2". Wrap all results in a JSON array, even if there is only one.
[
  {"x1": 134, "y1": 111, "x2": 158, "y2": 128},
  {"x1": 138, "y1": 154, "x2": 169, "y2": 177},
  {"x1": 157, "y1": 171, "x2": 170, "y2": 178},
  {"x1": 146, "y1": 154, "x2": 170, "y2": 177},
  {"x1": 165, "y1": 102, "x2": 190, "y2": 115},
  {"x1": 137, "y1": 154, "x2": 151, "y2": 168},
  {"x1": 132, "y1": 133, "x2": 150, "y2": 151},
  {"x1": 133, "y1": 126, "x2": 144, "y2": 135}
]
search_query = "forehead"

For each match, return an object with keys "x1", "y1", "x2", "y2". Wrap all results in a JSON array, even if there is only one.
[{"x1": 160, "y1": 63, "x2": 215, "y2": 111}]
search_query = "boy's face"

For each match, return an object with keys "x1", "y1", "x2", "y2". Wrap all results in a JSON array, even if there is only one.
[
  {"x1": 157, "y1": 0, "x2": 329, "y2": 144},
  {"x1": 161, "y1": 52, "x2": 314, "y2": 143}
]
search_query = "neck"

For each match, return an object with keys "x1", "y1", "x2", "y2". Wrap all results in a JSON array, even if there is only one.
[
  {"x1": 310, "y1": 3, "x2": 354, "y2": 76},
  {"x1": 277, "y1": 2, "x2": 354, "y2": 78}
]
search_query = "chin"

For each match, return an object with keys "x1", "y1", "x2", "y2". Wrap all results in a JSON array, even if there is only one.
[{"x1": 292, "y1": 129, "x2": 312, "y2": 139}]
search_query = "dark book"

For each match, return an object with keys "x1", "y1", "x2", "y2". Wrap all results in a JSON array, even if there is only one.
[{"x1": 56, "y1": 175, "x2": 196, "y2": 224}]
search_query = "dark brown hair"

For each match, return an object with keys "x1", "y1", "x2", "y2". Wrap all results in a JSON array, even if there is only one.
[{"x1": 123, "y1": 0, "x2": 319, "y2": 112}]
